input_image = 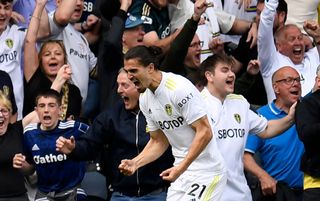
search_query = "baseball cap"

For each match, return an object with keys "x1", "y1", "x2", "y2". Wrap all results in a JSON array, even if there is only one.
[{"x1": 125, "y1": 14, "x2": 144, "y2": 29}]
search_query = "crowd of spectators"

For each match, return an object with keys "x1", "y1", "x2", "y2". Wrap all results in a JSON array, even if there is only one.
[{"x1": 1, "y1": 0, "x2": 320, "y2": 200}]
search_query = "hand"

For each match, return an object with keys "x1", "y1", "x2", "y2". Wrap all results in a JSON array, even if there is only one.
[
  {"x1": 120, "y1": 0, "x2": 132, "y2": 12},
  {"x1": 56, "y1": 136, "x2": 76, "y2": 154},
  {"x1": 159, "y1": 166, "x2": 183, "y2": 182},
  {"x1": 13, "y1": 153, "x2": 27, "y2": 169},
  {"x1": 259, "y1": 174, "x2": 277, "y2": 196},
  {"x1": 10, "y1": 11, "x2": 26, "y2": 24},
  {"x1": 118, "y1": 159, "x2": 137, "y2": 176},
  {"x1": 208, "y1": 37, "x2": 225, "y2": 54},
  {"x1": 85, "y1": 14, "x2": 100, "y2": 30},
  {"x1": 193, "y1": 0, "x2": 208, "y2": 21},
  {"x1": 287, "y1": 101, "x2": 297, "y2": 123},
  {"x1": 57, "y1": 64, "x2": 72, "y2": 82},
  {"x1": 247, "y1": 22, "x2": 257, "y2": 48},
  {"x1": 238, "y1": 0, "x2": 252, "y2": 9},
  {"x1": 303, "y1": 20, "x2": 320, "y2": 44},
  {"x1": 246, "y1": 59, "x2": 260, "y2": 75}
]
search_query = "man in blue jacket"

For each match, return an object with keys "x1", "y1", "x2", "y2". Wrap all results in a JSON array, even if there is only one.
[{"x1": 56, "y1": 69, "x2": 174, "y2": 201}]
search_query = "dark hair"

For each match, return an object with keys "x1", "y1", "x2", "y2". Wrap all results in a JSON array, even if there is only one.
[
  {"x1": 124, "y1": 45, "x2": 163, "y2": 69},
  {"x1": 200, "y1": 54, "x2": 234, "y2": 85},
  {"x1": 257, "y1": 0, "x2": 287, "y2": 23},
  {"x1": 35, "y1": 89, "x2": 62, "y2": 106},
  {"x1": 0, "y1": 0, "x2": 13, "y2": 4}
]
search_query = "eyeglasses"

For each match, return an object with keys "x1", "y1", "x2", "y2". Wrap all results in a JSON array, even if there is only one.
[
  {"x1": 189, "y1": 41, "x2": 204, "y2": 48},
  {"x1": 0, "y1": 108, "x2": 9, "y2": 115},
  {"x1": 274, "y1": 76, "x2": 305, "y2": 86}
]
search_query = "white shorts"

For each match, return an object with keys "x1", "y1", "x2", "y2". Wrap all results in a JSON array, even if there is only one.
[{"x1": 167, "y1": 171, "x2": 227, "y2": 201}]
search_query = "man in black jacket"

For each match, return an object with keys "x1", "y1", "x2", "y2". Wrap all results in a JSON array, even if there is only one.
[
  {"x1": 295, "y1": 64, "x2": 320, "y2": 201},
  {"x1": 56, "y1": 69, "x2": 174, "y2": 200}
]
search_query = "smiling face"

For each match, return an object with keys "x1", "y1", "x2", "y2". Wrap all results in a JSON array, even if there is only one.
[
  {"x1": 272, "y1": 66, "x2": 301, "y2": 110},
  {"x1": 276, "y1": 25, "x2": 305, "y2": 65},
  {"x1": 124, "y1": 58, "x2": 152, "y2": 93},
  {"x1": 0, "y1": 1, "x2": 12, "y2": 34},
  {"x1": 36, "y1": 96, "x2": 61, "y2": 131},
  {"x1": 205, "y1": 62, "x2": 236, "y2": 100},
  {"x1": 117, "y1": 71, "x2": 140, "y2": 111},
  {"x1": 39, "y1": 42, "x2": 66, "y2": 80}
]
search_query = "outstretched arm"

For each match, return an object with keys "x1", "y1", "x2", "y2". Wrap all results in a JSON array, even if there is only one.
[
  {"x1": 24, "y1": 0, "x2": 48, "y2": 82},
  {"x1": 258, "y1": 102, "x2": 296, "y2": 138}
]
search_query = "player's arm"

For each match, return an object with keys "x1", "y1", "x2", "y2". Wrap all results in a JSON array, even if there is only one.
[
  {"x1": 258, "y1": 102, "x2": 296, "y2": 138},
  {"x1": 243, "y1": 152, "x2": 277, "y2": 195},
  {"x1": 179, "y1": 115, "x2": 212, "y2": 171},
  {"x1": 159, "y1": 115, "x2": 213, "y2": 182},
  {"x1": 118, "y1": 129, "x2": 170, "y2": 176}
]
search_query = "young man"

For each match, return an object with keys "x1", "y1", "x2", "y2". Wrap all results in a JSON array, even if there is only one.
[
  {"x1": 117, "y1": 44, "x2": 227, "y2": 200},
  {"x1": 0, "y1": 0, "x2": 25, "y2": 120},
  {"x1": 244, "y1": 66, "x2": 304, "y2": 201},
  {"x1": 14, "y1": 89, "x2": 88, "y2": 201},
  {"x1": 199, "y1": 54, "x2": 296, "y2": 201}
]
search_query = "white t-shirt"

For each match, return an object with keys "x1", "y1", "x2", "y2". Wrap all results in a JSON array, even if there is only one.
[
  {"x1": 221, "y1": 0, "x2": 257, "y2": 44},
  {"x1": 201, "y1": 87, "x2": 268, "y2": 201},
  {"x1": 0, "y1": 25, "x2": 25, "y2": 120},
  {"x1": 258, "y1": 0, "x2": 320, "y2": 102},
  {"x1": 140, "y1": 72, "x2": 225, "y2": 174},
  {"x1": 46, "y1": 11, "x2": 97, "y2": 103}
]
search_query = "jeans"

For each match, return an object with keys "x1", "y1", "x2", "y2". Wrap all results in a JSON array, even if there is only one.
[{"x1": 110, "y1": 190, "x2": 167, "y2": 201}]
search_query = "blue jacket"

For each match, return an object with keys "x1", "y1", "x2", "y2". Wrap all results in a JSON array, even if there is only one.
[{"x1": 71, "y1": 100, "x2": 174, "y2": 196}]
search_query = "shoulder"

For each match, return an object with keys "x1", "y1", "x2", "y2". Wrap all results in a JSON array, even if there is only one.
[
  {"x1": 226, "y1": 94, "x2": 247, "y2": 101},
  {"x1": 24, "y1": 123, "x2": 38, "y2": 134}
]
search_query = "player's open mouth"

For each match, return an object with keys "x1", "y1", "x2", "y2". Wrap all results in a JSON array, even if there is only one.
[{"x1": 0, "y1": 119, "x2": 4, "y2": 127}]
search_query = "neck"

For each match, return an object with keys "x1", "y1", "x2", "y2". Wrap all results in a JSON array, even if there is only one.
[
  {"x1": 149, "y1": 71, "x2": 162, "y2": 93},
  {"x1": 274, "y1": 99, "x2": 290, "y2": 114},
  {"x1": 206, "y1": 84, "x2": 226, "y2": 103}
]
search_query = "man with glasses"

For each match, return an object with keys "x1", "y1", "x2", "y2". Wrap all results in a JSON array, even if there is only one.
[
  {"x1": 244, "y1": 66, "x2": 304, "y2": 201},
  {"x1": 258, "y1": 0, "x2": 320, "y2": 102}
]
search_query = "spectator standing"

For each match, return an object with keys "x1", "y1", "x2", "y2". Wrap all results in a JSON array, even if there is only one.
[
  {"x1": 56, "y1": 69, "x2": 174, "y2": 200},
  {"x1": 295, "y1": 64, "x2": 320, "y2": 201},
  {"x1": 244, "y1": 66, "x2": 304, "y2": 201},
  {"x1": 14, "y1": 89, "x2": 89, "y2": 201}
]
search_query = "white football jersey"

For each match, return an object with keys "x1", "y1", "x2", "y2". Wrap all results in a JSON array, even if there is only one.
[
  {"x1": 140, "y1": 72, "x2": 225, "y2": 173},
  {"x1": 201, "y1": 87, "x2": 268, "y2": 201},
  {"x1": 0, "y1": 25, "x2": 25, "y2": 120}
]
